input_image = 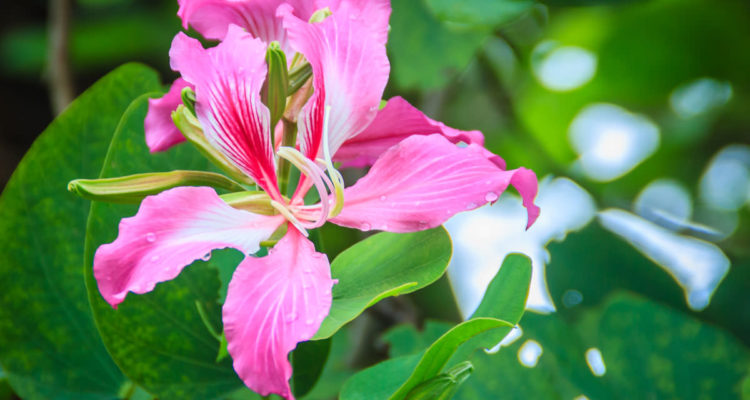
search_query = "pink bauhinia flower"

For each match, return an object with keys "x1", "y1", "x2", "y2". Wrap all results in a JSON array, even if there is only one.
[{"x1": 96, "y1": 1, "x2": 540, "y2": 398}]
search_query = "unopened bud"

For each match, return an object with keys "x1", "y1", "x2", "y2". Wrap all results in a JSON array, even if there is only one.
[
  {"x1": 181, "y1": 86, "x2": 196, "y2": 115},
  {"x1": 261, "y1": 41, "x2": 288, "y2": 128},
  {"x1": 68, "y1": 170, "x2": 245, "y2": 203},
  {"x1": 309, "y1": 7, "x2": 332, "y2": 23}
]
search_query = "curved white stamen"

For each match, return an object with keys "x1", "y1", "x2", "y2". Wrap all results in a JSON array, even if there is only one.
[
  {"x1": 277, "y1": 146, "x2": 332, "y2": 227},
  {"x1": 270, "y1": 200, "x2": 309, "y2": 237},
  {"x1": 322, "y1": 105, "x2": 346, "y2": 218}
]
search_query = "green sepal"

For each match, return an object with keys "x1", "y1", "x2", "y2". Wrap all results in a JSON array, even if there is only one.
[
  {"x1": 220, "y1": 190, "x2": 277, "y2": 215},
  {"x1": 288, "y1": 62, "x2": 312, "y2": 96},
  {"x1": 405, "y1": 361, "x2": 473, "y2": 400},
  {"x1": 181, "y1": 86, "x2": 196, "y2": 116},
  {"x1": 262, "y1": 41, "x2": 289, "y2": 128},
  {"x1": 68, "y1": 170, "x2": 245, "y2": 203},
  {"x1": 172, "y1": 105, "x2": 253, "y2": 185}
]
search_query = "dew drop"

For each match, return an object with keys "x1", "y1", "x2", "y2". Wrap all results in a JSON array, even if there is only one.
[
  {"x1": 466, "y1": 202, "x2": 477, "y2": 210},
  {"x1": 306, "y1": 318, "x2": 314, "y2": 325},
  {"x1": 324, "y1": 289, "x2": 332, "y2": 295},
  {"x1": 485, "y1": 180, "x2": 492, "y2": 186},
  {"x1": 415, "y1": 201, "x2": 422, "y2": 206},
  {"x1": 150, "y1": 255, "x2": 160, "y2": 262},
  {"x1": 485, "y1": 192, "x2": 499, "y2": 202},
  {"x1": 361, "y1": 222, "x2": 372, "y2": 231},
  {"x1": 380, "y1": 195, "x2": 387, "y2": 201},
  {"x1": 145, "y1": 232, "x2": 156, "y2": 243},
  {"x1": 285, "y1": 312, "x2": 298, "y2": 322}
]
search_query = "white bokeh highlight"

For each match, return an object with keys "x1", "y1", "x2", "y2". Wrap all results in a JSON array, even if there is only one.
[
  {"x1": 518, "y1": 340, "x2": 543, "y2": 368},
  {"x1": 598, "y1": 208, "x2": 729, "y2": 311},
  {"x1": 585, "y1": 348, "x2": 606, "y2": 377},
  {"x1": 635, "y1": 178, "x2": 693, "y2": 231},
  {"x1": 700, "y1": 144, "x2": 750, "y2": 211},
  {"x1": 445, "y1": 176, "x2": 596, "y2": 316},
  {"x1": 569, "y1": 103, "x2": 660, "y2": 182},
  {"x1": 533, "y1": 42, "x2": 598, "y2": 92},
  {"x1": 670, "y1": 78, "x2": 733, "y2": 118}
]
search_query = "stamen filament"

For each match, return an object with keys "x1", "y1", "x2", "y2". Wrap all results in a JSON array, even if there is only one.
[
  {"x1": 276, "y1": 146, "x2": 333, "y2": 227},
  {"x1": 270, "y1": 200, "x2": 309, "y2": 237},
  {"x1": 322, "y1": 105, "x2": 346, "y2": 218}
]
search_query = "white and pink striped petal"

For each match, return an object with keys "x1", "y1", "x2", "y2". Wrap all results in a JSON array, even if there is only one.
[
  {"x1": 334, "y1": 96, "x2": 486, "y2": 168},
  {"x1": 177, "y1": 0, "x2": 316, "y2": 54},
  {"x1": 279, "y1": 2, "x2": 390, "y2": 160},
  {"x1": 223, "y1": 226, "x2": 334, "y2": 400},
  {"x1": 330, "y1": 134, "x2": 540, "y2": 232},
  {"x1": 170, "y1": 26, "x2": 279, "y2": 197},
  {"x1": 94, "y1": 186, "x2": 283, "y2": 308}
]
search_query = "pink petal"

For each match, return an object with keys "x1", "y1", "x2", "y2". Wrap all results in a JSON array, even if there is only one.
[
  {"x1": 334, "y1": 96, "x2": 486, "y2": 168},
  {"x1": 144, "y1": 78, "x2": 192, "y2": 153},
  {"x1": 330, "y1": 134, "x2": 540, "y2": 232},
  {"x1": 279, "y1": 2, "x2": 390, "y2": 160},
  {"x1": 223, "y1": 226, "x2": 334, "y2": 399},
  {"x1": 94, "y1": 186, "x2": 283, "y2": 308},
  {"x1": 177, "y1": 0, "x2": 316, "y2": 54},
  {"x1": 170, "y1": 27, "x2": 280, "y2": 197}
]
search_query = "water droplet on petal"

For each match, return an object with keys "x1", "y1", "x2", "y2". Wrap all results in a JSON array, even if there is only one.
[
  {"x1": 415, "y1": 201, "x2": 422, "y2": 207},
  {"x1": 324, "y1": 289, "x2": 332, "y2": 295},
  {"x1": 150, "y1": 255, "x2": 160, "y2": 262},
  {"x1": 285, "y1": 312, "x2": 298, "y2": 322},
  {"x1": 466, "y1": 202, "x2": 477, "y2": 210},
  {"x1": 306, "y1": 318, "x2": 314, "y2": 325},
  {"x1": 145, "y1": 232, "x2": 156, "y2": 242},
  {"x1": 485, "y1": 192, "x2": 499, "y2": 202},
  {"x1": 485, "y1": 180, "x2": 492, "y2": 186},
  {"x1": 380, "y1": 195, "x2": 387, "y2": 201},
  {"x1": 361, "y1": 222, "x2": 372, "y2": 231}
]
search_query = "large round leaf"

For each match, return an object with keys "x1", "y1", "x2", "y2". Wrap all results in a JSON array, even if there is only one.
[
  {"x1": 0, "y1": 63, "x2": 160, "y2": 399},
  {"x1": 83, "y1": 94, "x2": 244, "y2": 399}
]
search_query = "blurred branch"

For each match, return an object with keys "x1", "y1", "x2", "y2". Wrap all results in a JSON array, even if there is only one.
[{"x1": 48, "y1": 0, "x2": 74, "y2": 115}]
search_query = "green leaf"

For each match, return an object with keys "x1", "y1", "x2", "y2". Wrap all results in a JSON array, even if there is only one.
[
  {"x1": 424, "y1": 0, "x2": 535, "y2": 30},
  {"x1": 389, "y1": 318, "x2": 513, "y2": 399},
  {"x1": 313, "y1": 228, "x2": 452, "y2": 340},
  {"x1": 454, "y1": 293, "x2": 750, "y2": 399},
  {"x1": 388, "y1": 0, "x2": 487, "y2": 90},
  {"x1": 0, "y1": 63, "x2": 160, "y2": 399},
  {"x1": 291, "y1": 338, "x2": 331, "y2": 398},
  {"x1": 83, "y1": 94, "x2": 244, "y2": 399},
  {"x1": 340, "y1": 254, "x2": 532, "y2": 400}
]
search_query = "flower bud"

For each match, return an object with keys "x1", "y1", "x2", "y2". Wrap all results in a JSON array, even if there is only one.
[
  {"x1": 68, "y1": 170, "x2": 245, "y2": 203},
  {"x1": 181, "y1": 86, "x2": 196, "y2": 116},
  {"x1": 261, "y1": 41, "x2": 288, "y2": 128}
]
